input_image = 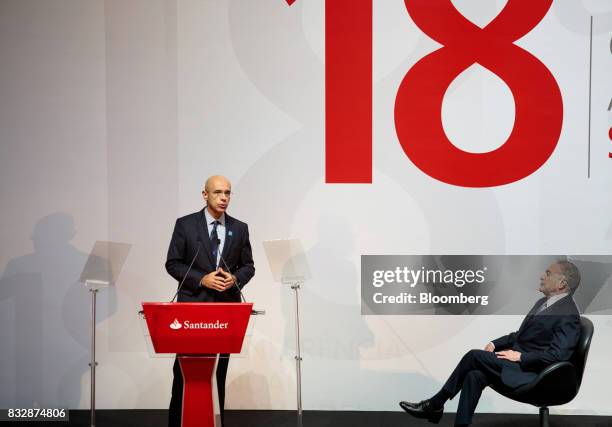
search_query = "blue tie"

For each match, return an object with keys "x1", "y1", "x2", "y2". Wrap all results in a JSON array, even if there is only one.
[{"x1": 210, "y1": 221, "x2": 219, "y2": 267}]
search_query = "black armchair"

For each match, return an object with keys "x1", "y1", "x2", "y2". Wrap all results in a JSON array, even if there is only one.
[{"x1": 491, "y1": 316, "x2": 594, "y2": 427}]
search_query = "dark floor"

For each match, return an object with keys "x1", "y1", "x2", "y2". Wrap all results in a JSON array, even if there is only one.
[{"x1": 6, "y1": 410, "x2": 611, "y2": 427}]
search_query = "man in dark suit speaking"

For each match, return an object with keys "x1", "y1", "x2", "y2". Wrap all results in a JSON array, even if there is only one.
[
  {"x1": 400, "y1": 260, "x2": 581, "y2": 426},
  {"x1": 165, "y1": 175, "x2": 255, "y2": 427}
]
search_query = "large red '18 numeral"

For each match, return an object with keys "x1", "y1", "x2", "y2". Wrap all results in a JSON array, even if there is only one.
[{"x1": 286, "y1": 0, "x2": 563, "y2": 187}]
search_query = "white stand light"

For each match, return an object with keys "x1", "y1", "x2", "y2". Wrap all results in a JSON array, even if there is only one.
[
  {"x1": 262, "y1": 239, "x2": 311, "y2": 426},
  {"x1": 79, "y1": 241, "x2": 131, "y2": 427}
]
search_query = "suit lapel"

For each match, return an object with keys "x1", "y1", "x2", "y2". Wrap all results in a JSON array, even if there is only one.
[
  {"x1": 529, "y1": 297, "x2": 547, "y2": 315},
  {"x1": 518, "y1": 297, "x2": 546, "y2": 332},
  {"x1": 544, "y1": 294, "x2": 573, "y2": 315},
  {"x1": 221, "y1": 214, "x2": 234, "y2": 262},
  {"x1": 197, "y1": 209, "x2": 215, "y2": 266}
]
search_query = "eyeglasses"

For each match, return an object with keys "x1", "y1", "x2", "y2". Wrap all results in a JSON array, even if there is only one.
[{"x1": 204, "y1": 190, "x2": 233, "y2": 198}]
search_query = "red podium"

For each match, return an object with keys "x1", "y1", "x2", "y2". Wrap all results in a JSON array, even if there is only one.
[{"x1": 142, "y1": 302, "x2": 253, "y2": 427}]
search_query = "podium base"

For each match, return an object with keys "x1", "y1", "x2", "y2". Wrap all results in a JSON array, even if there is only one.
[{"x1": 179, "y1": 356, "x2": 220, "y2": 427}]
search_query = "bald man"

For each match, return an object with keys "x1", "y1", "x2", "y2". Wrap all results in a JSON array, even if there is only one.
[{"x1": 166, "y1": 175, "x2": 255, "y2": 427}]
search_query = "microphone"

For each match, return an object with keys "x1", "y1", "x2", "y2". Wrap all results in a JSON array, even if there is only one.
[
  {"x1": 170, "y1": 240, "x2": 201, "y2": 302},
  {"x1": 216, "y1": 238, "x2": 246, "y2": 303}
]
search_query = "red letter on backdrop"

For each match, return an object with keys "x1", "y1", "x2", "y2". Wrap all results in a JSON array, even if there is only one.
[
  {"x1": 395, "y1": 0, "x2": 563, "y2": 187},
  {"x1": 325, "y1": 0, "x2": 373, "y2": 183},
  {"x1": 287, "y1": 0, "x2": 372, "y2": 183}
]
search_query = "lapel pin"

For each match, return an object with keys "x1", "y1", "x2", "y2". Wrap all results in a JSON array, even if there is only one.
[{"x1": 228, "y1": 231, "x2": 233, "y2": 237}]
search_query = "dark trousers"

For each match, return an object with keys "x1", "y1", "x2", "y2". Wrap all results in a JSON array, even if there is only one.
[
  {"x1": 442, "y1": 350, "x2": 515, "y2": 426},
  {"x1": 168, "y1": 354, "x2": 230, "y2": 427}
]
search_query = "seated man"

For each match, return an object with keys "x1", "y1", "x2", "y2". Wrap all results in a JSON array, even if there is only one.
[{"x1": 400, "y1": 260, "x2": 581, "y2": 427}]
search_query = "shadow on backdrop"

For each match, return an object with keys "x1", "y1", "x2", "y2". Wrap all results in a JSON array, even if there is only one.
[{"x1": 0, "y1": 213, "x2": 116, "y2": 408}]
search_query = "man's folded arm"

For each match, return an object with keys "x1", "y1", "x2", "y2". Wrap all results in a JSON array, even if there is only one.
[
  {"x1": 519, "y1": 315, "x2": 581, "y2": 372},
  {"x1": 492, "y1": 331, "x2": 518, "y2": 351},
  {"x1": 233, "y1": 225, "x2": 255, "y2": 288},
  {"x1": 165, "y1": 219, "x2": 205, "y2": 294}
]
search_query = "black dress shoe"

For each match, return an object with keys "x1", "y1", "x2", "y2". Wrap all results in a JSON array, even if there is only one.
[{"x1": 399, "y1": 399, "x2": 443, "y2": 424}]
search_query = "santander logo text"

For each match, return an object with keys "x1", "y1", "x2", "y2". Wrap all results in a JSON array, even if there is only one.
[{"x1": 169, "y1": 319, "x2": 229, "y2": 331}]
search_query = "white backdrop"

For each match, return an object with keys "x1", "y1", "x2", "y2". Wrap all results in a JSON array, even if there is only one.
[{"x1": 1, "y1": 0, "x2": 612, "y2": 415}]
